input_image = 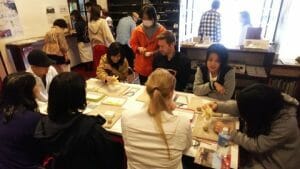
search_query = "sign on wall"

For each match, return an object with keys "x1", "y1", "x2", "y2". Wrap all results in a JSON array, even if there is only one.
[{"x1": 0, "y1": 0, "x2": 23, "y2": 39}]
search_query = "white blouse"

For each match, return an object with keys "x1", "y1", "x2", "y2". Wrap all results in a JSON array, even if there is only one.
[{"x1": 121, "y1": 108, "x2": 192, "y2": 169}]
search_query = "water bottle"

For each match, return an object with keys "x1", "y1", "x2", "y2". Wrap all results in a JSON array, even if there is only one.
[{"x1": 217, "y1": 127, "x2": 231, "y2": 169}]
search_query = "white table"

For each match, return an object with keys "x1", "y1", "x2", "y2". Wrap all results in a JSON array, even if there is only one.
[{"x1": 38, "y1": 78, "x2": 239, "y2": 169}]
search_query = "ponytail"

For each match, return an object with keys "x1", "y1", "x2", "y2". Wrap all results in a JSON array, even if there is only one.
[{"x1": 148, "y1": 88, "x2": 171, "y2": 159}]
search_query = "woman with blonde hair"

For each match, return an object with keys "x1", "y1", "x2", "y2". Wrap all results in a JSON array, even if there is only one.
[{"x1": 121, "y1": 69, "x2": 192, "y2": 169}]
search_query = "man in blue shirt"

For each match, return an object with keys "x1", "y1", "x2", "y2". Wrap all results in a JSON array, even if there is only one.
[{"x1": 116, "y1": 12, "x2": 139, "y2": 68}]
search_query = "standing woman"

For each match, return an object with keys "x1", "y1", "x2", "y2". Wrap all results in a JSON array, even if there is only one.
[
  {"x1": 239, "y1": 11, "x2": 252, "y2": 46},
  {"x1": 43, "y1": 19, "x2": 70, "y2": 73},
  {"x1": 122, "y1": 69, "x2": 192, "y2": 169},
  {"x1": 88, "y1": 5, "x2": 115, "y2": 72},
  {"x1": 130, "y1": 4, "x2": 166, "y2": 84},
  {"x1": 70, "y1": 10, "x2": 93, "y2": 70},
  {"x1": 193, "y1": 44, "x2": 235, "y2": 100},
  {"x1": 0, "y1": 72, "x2": 42, "y2": 169}
]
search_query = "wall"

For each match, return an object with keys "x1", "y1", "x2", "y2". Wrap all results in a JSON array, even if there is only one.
[
  {"x1": 0, "y1": 0, "x2": 69, "y2": 78},
  {"x1": 97, "y1": 0, "x2": 107, "y2": 10}
]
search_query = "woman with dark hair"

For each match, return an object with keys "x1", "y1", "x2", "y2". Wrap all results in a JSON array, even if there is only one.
[
  {"x1": 71, "y1": 10, "x2": 93, "y2": 69},
  {"x1": 96, "y1": 42, "x2": 129, "y2": 83},
  {"x1": 35, "y1": 72, "x2": 117, "y2": 169},
  {"x1": 43, "y1": 18, "x2": 70, "y2": 73},
  {"x1": 208, "y1": 84, "x2": 300, "y2": 169},
  {"x1": 193, "y1": 43, "x2": 235, "y2": 100},
  {"x1": 0, "y1": 72, "x2": 42, "y2": 169},
  {"x1": 130, "y1": 4, "x2": 166, "y2": 84},
  {"x1": 239, "y1": 11, "x2": 252, "y2": 45},
  {"x1": 88, "y1": 5, "x2": 115, "y2": 71}
]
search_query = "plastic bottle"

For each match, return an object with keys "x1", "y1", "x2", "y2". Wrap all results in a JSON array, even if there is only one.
[{"x1": 217, "y1": 127, "x2": 231, "y2": 169}]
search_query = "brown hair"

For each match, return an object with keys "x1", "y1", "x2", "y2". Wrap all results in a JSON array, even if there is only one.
[
  {"x1": 145, "y1": 68, "x2": 176, "y2": 159},
  {"x1": 157, "y1": 30, "x2": 176, "y2": 45}
]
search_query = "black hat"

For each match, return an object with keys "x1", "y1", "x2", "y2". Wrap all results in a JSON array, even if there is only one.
[{"x1": 27, "y1": 49, "x2": 54, "y2": 67}]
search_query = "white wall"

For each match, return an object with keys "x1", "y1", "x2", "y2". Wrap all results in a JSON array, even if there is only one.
[
  {"x1": 97, "y1": 0, "x2": 107, "y2": 10},
  {"x1": 0, "y1": 0, "x2": 69, "y2": 78}
]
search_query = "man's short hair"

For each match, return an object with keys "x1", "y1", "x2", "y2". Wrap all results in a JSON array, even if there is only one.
[
  {"x1": 212, "y1": 0, "x2": 220, "y2": 10},
  {"x1": 157, "y1": 31, "x2": 176, "y2": 45}
]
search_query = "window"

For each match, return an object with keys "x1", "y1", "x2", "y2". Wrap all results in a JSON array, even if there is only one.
[
  {"x1": 276, "y1": 0, "x2": 300, "y2": 63},
  {"x1": 179, "y1": 0, "x2": 282, "y2": 46}
]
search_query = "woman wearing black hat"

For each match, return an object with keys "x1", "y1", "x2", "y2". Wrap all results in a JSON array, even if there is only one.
[
  {"x1": 193, "y1": 44, "x2": 235, "y2": 100},
  {"x1": 26, "y1": 49, "x2": 58, "y2": 102}
]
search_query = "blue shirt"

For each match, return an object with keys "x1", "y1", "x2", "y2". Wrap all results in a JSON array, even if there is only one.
[{"x1": 116, "y1": 16, "x2": 136, "y2": 45}]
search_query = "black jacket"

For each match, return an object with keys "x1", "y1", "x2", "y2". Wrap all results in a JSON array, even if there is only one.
[
  {"x1": 153, "y1": 52, "x2": 191, "y2": 91},
  {"x1": 74, "y1": 20, "x2": 89, "y2": 43},
  {"x1": 35, "y1": 114, "x2": 118, "y2": 169}
]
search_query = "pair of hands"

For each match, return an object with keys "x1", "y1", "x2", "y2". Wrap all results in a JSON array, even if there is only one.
[
  {"x1": 137, "y1": 47, "x2": 153, "y2": 57},
  {"x1": 214, "y1": 82, "x2": 225, "y2": 95},
  {"x1": 199, "y1": 102, "x2": 231, "y2": 134},
  {"x1": 105, "y1": 75, "x2": 118, "y2": 84}
]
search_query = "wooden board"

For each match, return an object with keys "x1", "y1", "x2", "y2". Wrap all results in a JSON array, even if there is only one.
[
  {"x1": 101, "y1": 96, "x2": 127, "y2": 107},
  {"x1": 192, "y1": 116, "x2": 238, "y2": 142},
  {"x1": 86, "y1": 78, "x2": 130, "y2": 97},
  {"x1": 188, "y1": 96, "x2": 215, "y2": 110},
  {"x1": 87, "y1": 104, "x2": 123, "y2": 129},
  {"x1": 136, "y1": 89, "x2": 149, "y2": 103}
]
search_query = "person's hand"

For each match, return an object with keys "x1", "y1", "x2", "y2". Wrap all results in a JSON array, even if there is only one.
[
  {"x1": 144, "y1": 51, "x2": 153, "y2": 57},
  {"x1": 214, "y1": 121, "x2": 226, "y2": 134},
  {"x1": 137, "y1": 47, "x2": 146, "y2": 55},
  {"x1": 214, "y1": 82, "x2": 225, "y2": 94},
  {"x1": 197, "y1": 101, "x2": 217, "y2": 112},
  {"x1": 104, "y1": 64, "x2": 112, "y2": 70},
  {"x1": 105, "y1": 76, "x2": 118, "y2": 84}
]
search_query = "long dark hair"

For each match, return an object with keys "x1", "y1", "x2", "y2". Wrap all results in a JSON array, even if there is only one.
[
  {"x1": 237, "y1": 83, "x2": 284, "y2": 137},
  {"x1": 141, "y1": 4, "x2": 157, "y2": 24},
  {"x1": 206, "y1": 43, "x2": 229, "y2": 70},
  {"x1": 107, "y1": 42, "x2": 125, "y2": 69},
  {"x1": 70, "y1": 10, "x2": 85, "y2": 22},
  {"x1": 90, "y1": 5, "x2": 101, "y2": 22},
  {"x1": 47, "y1": 72, "x2": 86, "y2": 123},
  {"x1": 0, "y1": 72, "x2": 37, "y2": 123}
]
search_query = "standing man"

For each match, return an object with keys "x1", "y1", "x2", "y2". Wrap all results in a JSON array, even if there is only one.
[
  {"x1": 153, "y1": 31, "x2": 191, "y2": 91},
  {"x1": 116, "y1": 12, "x2": 139, "y2": 68},
  {"x1": 26, "y1": 49, "x2": 58, "y2": 102},
  {"x1": 198, "y1": 0, "x2": 221, "y2": 42}
]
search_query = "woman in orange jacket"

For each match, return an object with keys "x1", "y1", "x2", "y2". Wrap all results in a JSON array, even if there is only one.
[{"x1": 130, "y1": 4, "x2": 166, "y2": 84}]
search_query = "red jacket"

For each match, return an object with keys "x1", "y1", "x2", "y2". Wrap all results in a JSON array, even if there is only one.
[{"x1": 130, "y1": 25, "x2": 166, "y2": 76}]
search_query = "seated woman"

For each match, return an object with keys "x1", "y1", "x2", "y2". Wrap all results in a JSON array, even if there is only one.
[
  {"x1": 34, "y1": 72, "x2": 117, "y2": 169},
  {"x1": 96, "y1": 42, "x2": 129, "y2": 83},
  {"x1": 121, "y1": 69, "x2": 192, "y2": 169},
  {"x1": 209, "y1": 84, "x2": 300, "y2": 169},
  {"x1": 193, "y1": 44, "x2": 235, "y2": 100},
  {"x1": 0, "y1": 72, "x2": 42, "y2": 169}
]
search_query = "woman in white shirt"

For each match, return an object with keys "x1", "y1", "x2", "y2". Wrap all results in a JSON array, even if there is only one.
[{"x1": 121, "y1": 68, "x2": 192, "y2": 169}]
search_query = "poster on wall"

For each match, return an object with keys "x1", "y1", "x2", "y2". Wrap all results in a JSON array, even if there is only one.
[{"x1": 0, "y1": 0, "x2": 23, "y2": 39}]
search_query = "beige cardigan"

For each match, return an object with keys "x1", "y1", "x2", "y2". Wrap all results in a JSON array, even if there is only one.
[
  {"x1": 43, "y1": 26, "x2": 69, "y2": 58},
  {"x1": 88, "y1": 18, "x2": 114, "y2": 47}
]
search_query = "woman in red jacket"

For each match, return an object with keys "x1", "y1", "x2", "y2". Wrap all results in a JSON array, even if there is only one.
[{"x1": 130, "y1": 4, "x2": 166, "y2": 84}]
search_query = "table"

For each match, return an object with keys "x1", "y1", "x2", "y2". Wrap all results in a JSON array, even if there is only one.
[{"x1": 38, "y1": 78, "x2": 239, "y2": 169}]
